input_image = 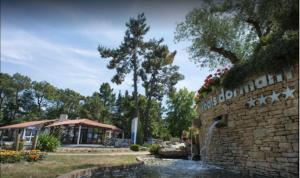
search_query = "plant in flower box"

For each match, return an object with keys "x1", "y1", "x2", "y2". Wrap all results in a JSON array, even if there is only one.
[{"x1": 195, "y1": 68, "x2": 229, "y2": 104}]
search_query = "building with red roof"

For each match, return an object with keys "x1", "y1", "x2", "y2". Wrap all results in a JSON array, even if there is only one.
[{"x1": 0, "y1": 115, "x2": 123, "y2": 148}]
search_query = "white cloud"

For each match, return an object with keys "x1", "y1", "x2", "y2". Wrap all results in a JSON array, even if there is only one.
[{"x1": 1, "y1": 29, "x2": 112, "y2": 96}]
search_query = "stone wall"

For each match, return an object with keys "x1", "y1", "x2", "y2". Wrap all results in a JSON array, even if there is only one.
[
  {"x1": 57, "y1": 157, "x2": 144, "y2": 178},
  {"x1": 196, "y1": 65, "x2": 299, "y2": 178}
]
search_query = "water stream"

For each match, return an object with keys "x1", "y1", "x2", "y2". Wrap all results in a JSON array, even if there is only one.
[
  {"x1": 127, "y1": 156, "x2": 252, "y2": 178},
  {"x1": 200, "y1": 120, "x2": 219, "y2": 166}
]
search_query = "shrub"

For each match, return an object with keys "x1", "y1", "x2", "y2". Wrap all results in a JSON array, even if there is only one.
[
  {"x1": 23, "y1": 150, "x2": 46, "y2": 162},
  {"x1": 149, "y1": 144, "x2": 160, "y2": 155},
  {"x1": 130, "y1": 144, "x2": 140, "y2": 151},
  {"x1": 142, "y1": 143, "x2": 151, "y2": 148},
  {"x1": 0, "y1": 150, "x2": 22, "y2": 163},
  {"x1": 37, "y1": 134, "x2": 60, "y2": 152}
]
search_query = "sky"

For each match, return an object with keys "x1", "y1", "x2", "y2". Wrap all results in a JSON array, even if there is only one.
[{"x1": 1, "y1": 0, "x2": 209, "y2": 96}]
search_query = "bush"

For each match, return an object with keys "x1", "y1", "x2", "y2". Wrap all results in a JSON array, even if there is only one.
[
  {"x1": 142, "y1": 143, "x2": 151, "y2": 148},
  {"x1": 23, "y1": 150, "x2": 46, "y2": 162},
  {"x1": 37, "y1": 134, "x2": 60, "y2": 152},
  {"x1": 130, "y1": 144, "x2": 140, "y2": 151},
  {"x1": 149, "y1": 144, "x2": 160, "y2": 155}
]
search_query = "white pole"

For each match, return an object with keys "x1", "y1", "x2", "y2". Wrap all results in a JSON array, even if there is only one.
[
  {"x1": 22, "y1": 128, "x2": 26, "y2": 140},
  {"x1": 131, "y1": 118, "x2": 138, "y2": 144},
  {"x1": 77, "y1": 125, "x2": 81, "y2": 145}
]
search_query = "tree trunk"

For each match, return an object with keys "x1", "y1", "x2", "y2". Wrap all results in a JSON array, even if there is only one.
[
  {"x1": 132, "y1": 51, "x2": 139, "y2": 119},
  {"x1": 210, "y1": 46, "x2": 241, "y2": 65},
  {"x1": 37, "y1": 97, "x2": 42, "y2": 117},
  {"x1": 144, "y1": 95, "x2": 152, "y2": 141},
  {"x1": 245, "y1": 18, "x2": 262, "y2": 38},
  {"x1": 12, "y1": 90, "x2": 19, "y2": 119}
]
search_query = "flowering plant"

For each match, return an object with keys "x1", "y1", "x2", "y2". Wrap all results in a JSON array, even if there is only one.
[
  {"x1": 0, "y1": 150, "x2": 22, "y2": 163},
  {"x1": 0, "y1": 149, "x2": 46, "y2": 163},
  {"x1": 195, "y1": 68, "x2": 229, "y2": 103},
  {"x1": 23, "y1": 149, "x2": 46, "y2": 162}
]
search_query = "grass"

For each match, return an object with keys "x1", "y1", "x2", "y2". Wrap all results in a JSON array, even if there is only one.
[{"x1": 0, "y1": 154, "x2": 138, "y2": 178}]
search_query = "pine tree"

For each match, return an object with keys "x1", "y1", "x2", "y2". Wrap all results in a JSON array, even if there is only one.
[{"x1": 99, "y1": 13, "x2": 150, "y2": 140}]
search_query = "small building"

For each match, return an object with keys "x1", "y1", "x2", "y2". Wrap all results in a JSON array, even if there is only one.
[
  {"x1": 0, "y1": 120, "x2": 56, "y2": 149},
  {"x1": 46, "y1": 119, "x2": 122, "y2": 145},
  {"x1": 0, "y1": 115, "x2": 123, "y2": 149}
]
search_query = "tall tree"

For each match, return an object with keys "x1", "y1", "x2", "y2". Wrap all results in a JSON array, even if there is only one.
[
  {"x1": 59, "y1": 89, "x2": 83, "y2": 118},
  {"x1": 166, "y1": 88, "x2": 196, "y2": 137},
  {"x1": 98, "y1": 13, "x2": 150, "y2": 123},
  {"x1": 10, "y1": 73, "x2": 32, "y2": 120},
  {"x1": 0, "y1": 74, "x2": 14, "y2": 116},
  {"x1": 99, "y1": 83, "x2": 115, "y2": 112},
  {"x1": 32, "y1": 81, "x2": 56, "y2": 117},
  {"x1": 175, "y1": 0, "x2": 298, "y2": 69},
  {"x1": 139, "y1": 39, "x2": 183, "y2": 140},
  {"x1": 80, "y1": 92, "x2": 105, "y2": 121}
]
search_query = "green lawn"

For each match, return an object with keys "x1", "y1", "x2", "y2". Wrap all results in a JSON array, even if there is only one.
[{"x1": 0, "y1": 154, "x2": 138, "y2": 178}]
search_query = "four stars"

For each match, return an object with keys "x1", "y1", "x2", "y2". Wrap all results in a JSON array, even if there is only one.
[{"x1": 246, "y1": 87, "x2": 295, "y2": 107}]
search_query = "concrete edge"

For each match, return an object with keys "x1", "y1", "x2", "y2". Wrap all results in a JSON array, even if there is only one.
[{"x1": 56, "y1": 156, "x2": 144, "y2": 178}]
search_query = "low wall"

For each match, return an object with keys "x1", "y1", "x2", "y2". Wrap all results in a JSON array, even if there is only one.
[
  {"x1": 57, "y1": 157, "x2": 144, "y2": 178},
  {"x1": 197, "y1": 65, "x2": 299, "y2": 178}
]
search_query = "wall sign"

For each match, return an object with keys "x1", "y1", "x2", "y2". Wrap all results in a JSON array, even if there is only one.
[
  {"x1": 199, "y1": 68, "x2": 294, "y2": 112},
  {"x1": 246, "y1": 87, "x2": 295, "y2": 107}
]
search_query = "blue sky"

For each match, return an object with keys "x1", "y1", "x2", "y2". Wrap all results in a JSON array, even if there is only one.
[{"x1": 1, "y1": 0, "x2": 209, "y2": 96}]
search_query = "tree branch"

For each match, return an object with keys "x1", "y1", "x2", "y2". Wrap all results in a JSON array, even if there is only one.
[
  {"x1": 210, "y1": 46, "x2": 240, "y2": 64},
  {"x1": 245, "y1": 18, "x2": 262, "y2": 38}
]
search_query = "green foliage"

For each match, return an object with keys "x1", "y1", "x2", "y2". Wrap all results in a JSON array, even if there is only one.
[
  {"x1": 152, "y1": 121, "x2": 171, "y2": 141},
  {"x1": 32, "y1": 81, "x2": 56, "y2": 117},
  {"x1": 166, "y1": 88, "x2": 196, "y2": 137},
  {"x1": 139, "y1": 39, "x2": 184, "y2": 140},
  {"x1": 149, "y1": 144, "x2": 160, "y2": 155},
  {"x1": 80, "y1": 92, "x2": 105, "y2": 121},
  {"x1": 37, "y1": 134, "x2": 60, "y2": 152},
  {"x1": 222, "y1": 31, "x2": 299, "y2": 89},
  {"x1": 142, "y1": 143, "x2": 151, "y2": 148},
  {"x1": 98, "y1": 13, "x2": 147, "y2": 140},
  {"x1": 130, "y1": 144, "x2": 140, "y2": 151},
  {"x1": 98, "y1": 13, "x2": 150, "y2": 125},
  {"x1": 175, "y1": 3, "x2": 253, "y2": 68},
  {"x1": 175, "y1": 0, "x2": 298, "y2": 71}
]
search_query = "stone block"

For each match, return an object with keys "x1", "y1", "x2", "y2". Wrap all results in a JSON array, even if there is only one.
[
  {"x1": 283, "y1": 107, "x2": 298, "y2": 116},
  {"x1": 292, "y1": 143, "x2": 298, "y2": 152},
  {"x1": 254, "y1": 128, "x2": 267, "y2": 138},
  {"x1": 260, "y1": 147, "x2": 271, "y2": 151},
  {"x1": 279, "y1": 143, "x2": 292, "y2": 150},
  {"x1": 285, "y1": 123, "x2": 298, "y2": 131},
  {"x1": 282, "y1": 153, "x2": 298, "y2": 158}
]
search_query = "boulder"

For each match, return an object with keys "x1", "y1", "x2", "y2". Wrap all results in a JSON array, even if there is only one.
[{"x1": 158, "y1": 141, "x2": 188, "y2": 158}]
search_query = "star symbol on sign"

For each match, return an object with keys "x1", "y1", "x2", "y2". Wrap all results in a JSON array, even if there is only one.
[
  {"x1": 258, "y1": 95, "x2": 267, "y2": 106},
  {"x1": 269, "y1": 91, "x2": 280, "y2": 104},
  {"x1": 247, "y1": 98, "x2": 256, "y2": 107},
  {"x1": 282, "y1": 87, "x2": 295, "y2": 100}
]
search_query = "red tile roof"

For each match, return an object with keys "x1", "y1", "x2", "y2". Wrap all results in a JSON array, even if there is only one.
[
  {"x1": 0, "y1": 120, "x2": 56, "y2": 129},
  {"x1": 47, "y1": 119, "x2": 122, "y2": 131}
]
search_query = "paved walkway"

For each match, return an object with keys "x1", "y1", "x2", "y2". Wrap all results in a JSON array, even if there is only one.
[{"x1": 48, "y1": 151, "x2": 149, "y2": 156}]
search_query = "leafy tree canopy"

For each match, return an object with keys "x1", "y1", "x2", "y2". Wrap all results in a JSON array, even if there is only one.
[{"x1": 175, "y1": 0, "x2": 298, "y2": 69}]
